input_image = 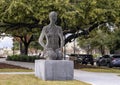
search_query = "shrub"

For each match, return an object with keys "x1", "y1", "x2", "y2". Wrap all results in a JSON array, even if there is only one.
[{"x1": 7, "y1": 55, "x2": 44, "y2": 62}]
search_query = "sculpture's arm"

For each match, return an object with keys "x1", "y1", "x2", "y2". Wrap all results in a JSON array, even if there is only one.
[
  {"x1": 38, "y1": 28, "x2": 46, "y2": 49},
  {"x1": 58, "y1": 27, "x2": 64, "y2": 48}
]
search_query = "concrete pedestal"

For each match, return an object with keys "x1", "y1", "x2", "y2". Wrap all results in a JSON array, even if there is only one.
[{"x1": 35, "y1": 60, "x2": 74, "y2": 80}]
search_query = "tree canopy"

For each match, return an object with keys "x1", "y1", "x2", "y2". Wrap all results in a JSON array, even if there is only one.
[{"x1": 0, "y1": 0, "x2": 120, "y2": 55}]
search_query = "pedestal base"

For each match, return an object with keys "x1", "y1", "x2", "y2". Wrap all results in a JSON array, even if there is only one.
[{"x1": 35, "y1": 60, "x2": 74, "y2": 80}]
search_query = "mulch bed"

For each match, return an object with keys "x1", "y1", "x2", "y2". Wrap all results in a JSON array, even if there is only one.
[
  {"x1": 0, "y1": 63, "x2": 28, "y2": 69},
  {"x1": 74, "y1": 63, "x2": 98, "y2": 69},
  {"x1": 74, "y1": 63, "x2": 120, "y2": 69}
]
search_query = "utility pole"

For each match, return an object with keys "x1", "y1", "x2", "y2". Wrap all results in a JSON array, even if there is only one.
[{"x1": 73, "y1": 38, "x2": 75, "y2": 54}]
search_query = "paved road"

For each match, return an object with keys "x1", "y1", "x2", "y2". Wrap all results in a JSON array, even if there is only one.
[{"x1": 1, "y1": 58, "x2": 120, "y2": 85}]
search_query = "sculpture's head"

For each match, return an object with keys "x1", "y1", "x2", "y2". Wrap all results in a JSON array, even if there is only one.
[{"x1": 49, "y1": 11, "x2": 57, "y2": 24}]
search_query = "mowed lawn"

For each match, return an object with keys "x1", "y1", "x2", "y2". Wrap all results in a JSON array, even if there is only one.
[
  {"x1": 78, "y1": 64, "x2": 120, "y2": 73},
  {"x1": 0, "y1": 68, "x2": 33, "y2": 72},
  {"x1": 81, "y1": 67, "x2": 120, "y2": 73},
  {"x1": 0, "y1": 74, "x2": 91, "y2": 85}
]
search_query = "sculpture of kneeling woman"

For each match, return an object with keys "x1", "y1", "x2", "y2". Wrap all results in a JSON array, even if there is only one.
[{"x1": 38, "y1": 11, "x2": 64, "y2": 60}]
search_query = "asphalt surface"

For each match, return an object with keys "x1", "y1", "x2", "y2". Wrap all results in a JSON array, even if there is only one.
[{"x1": 1, "y1": 58, "x2": 120, "y2": 85}]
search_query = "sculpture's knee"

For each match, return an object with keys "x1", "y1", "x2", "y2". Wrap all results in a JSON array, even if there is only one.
[
  {"x1": 44, "y1": 49, "x2": 57, "y2": 60},
  {"x1": 55, "y1": 49, "x2": 63, "y2": 60}
]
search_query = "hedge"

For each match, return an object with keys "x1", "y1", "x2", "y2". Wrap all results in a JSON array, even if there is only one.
[{"x1": 7, "y1": 55, "x2": 44, "y2": 62}]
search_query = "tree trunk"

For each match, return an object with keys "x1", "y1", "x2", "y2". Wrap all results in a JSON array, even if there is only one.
[
  {"x1": 24, "y1": 43, "x2": 29, "y2": 55},
  {"x1": 20, "y1": 42, "x2": 24, "y2": 55},
  {"x1": 86, "y1": 45, "x2": 92, "y2": 54},
  {"x1": 18, "y1": 35, "x2": 33, "y2": 55},
  {"x1": 100, "y1": 45, "x2": 105, "y2": 56}
]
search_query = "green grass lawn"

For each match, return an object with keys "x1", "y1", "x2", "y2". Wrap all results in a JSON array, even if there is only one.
[
  {"x1": 80, "y1": 66, "x2": 120, "y2": 73},
  {"x1": 0, "y1": 74, "x2": 91, "y2": 85},
  {"x1": 0, "y1": 69, "x2": 33, "y2": 72}
]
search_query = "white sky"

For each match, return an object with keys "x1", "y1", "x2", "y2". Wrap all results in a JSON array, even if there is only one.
[{"x1": 0, "y1": 37, "x2": 13, "y2": 49}]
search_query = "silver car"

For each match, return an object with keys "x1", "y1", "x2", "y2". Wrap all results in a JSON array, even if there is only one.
[
  {"x1": 96, "y1": 54, "x2": 120, "y2": 68},
  {"x1": 111, "y1": 55, "x2": 120, "y2": 67}
]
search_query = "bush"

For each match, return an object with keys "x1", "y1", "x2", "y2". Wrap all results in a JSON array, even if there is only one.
[{"x1": 7, "y1": 55, "x2": 44, "y2": 62}]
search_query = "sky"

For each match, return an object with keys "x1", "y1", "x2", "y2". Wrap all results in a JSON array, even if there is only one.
[{"x1": 0, "y1": 37, "x2": 13, "y2": 49}]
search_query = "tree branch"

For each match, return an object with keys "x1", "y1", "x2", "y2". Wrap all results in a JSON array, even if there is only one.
[
  {"x1": 0, "y1": 21, "x2": 43, "y2": 32},
  {"x1": 65, "y1": 21, "x2": 106, "y2": 44}
]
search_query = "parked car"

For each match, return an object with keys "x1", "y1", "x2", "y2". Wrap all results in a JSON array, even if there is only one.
[
  {"x1": 111, "y1": 55, "x2": 120, "y2": 67},
  {"x1": 96, "y1": 54, "x2": 120, "y2": 68},
  {"x1": 78, "y1": 54, "x2": 94, "y2": 65},
  {"x1": 69, "y1": 54, "x2": 94, "y2": 65},
  {"x1": 96, "y1": 55, "x2": 110, "y2": 66}
]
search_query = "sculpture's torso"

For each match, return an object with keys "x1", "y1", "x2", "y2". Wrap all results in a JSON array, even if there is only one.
[{"x1": 44, "y1": 25, "x2": 60, "y2": 51}]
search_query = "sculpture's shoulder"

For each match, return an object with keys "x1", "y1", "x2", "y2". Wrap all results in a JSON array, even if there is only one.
[
  {"x1": 56, "y1": 25, "x2": 62, "y2": 32},
  {"x1": 56, "y1": 25, "x2": 62, "y2": 29},
  {"x1": 42, "y1": 25, "x2": 49, "y2": 30},
  {"x1": 42, "y1": 25, "x2": 50, "y2": 34}
]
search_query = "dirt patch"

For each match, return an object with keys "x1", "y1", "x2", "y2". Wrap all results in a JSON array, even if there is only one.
[{"x1": 0, "y1": 63, "x2": 28, "y2": 69}]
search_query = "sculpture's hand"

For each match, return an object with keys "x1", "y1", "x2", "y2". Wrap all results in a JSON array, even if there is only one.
[
  {"x1": 44, "y1": 46, "x2": 47, "y2": 50},
  {"x1": 56, "y1": 48, "x2": 63, "y2": 52},
  {"x1": 45, "y1": 48, "x2": 53, "y2": 51}
]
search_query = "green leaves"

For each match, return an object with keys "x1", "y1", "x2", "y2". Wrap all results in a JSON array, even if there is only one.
[{"x1": 0, "y1": 0, "x2": 120, "y2": 54}]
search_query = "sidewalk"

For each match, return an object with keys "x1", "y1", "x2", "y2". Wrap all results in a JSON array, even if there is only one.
[
  {"x1": 74, "y1": 70, "x2": 120, "y2": 85},
  {"x1": 0, "y1": 58, "x2": 34, "y2": 70}
]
